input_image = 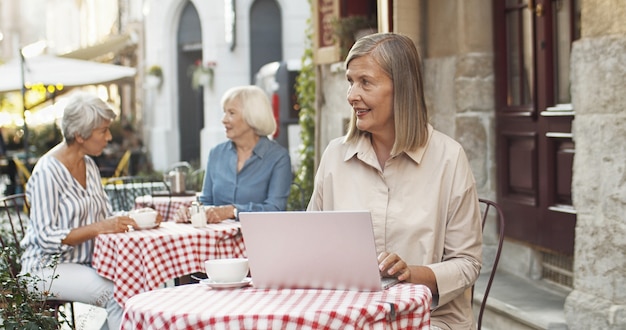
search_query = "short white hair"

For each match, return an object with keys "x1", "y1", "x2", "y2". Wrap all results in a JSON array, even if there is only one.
[{"x1": 221, "y1": 85, "x2": 276, "y2": 136}]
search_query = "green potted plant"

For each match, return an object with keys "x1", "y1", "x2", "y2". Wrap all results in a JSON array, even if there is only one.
[
  {"x1": 187, "y1": 60, "x2": 217, "y2": 91},
  {"x1": 146, "y1": 65, "x2": 163, "y2": 89},
  {"x1": 1, "y1": 245, "x2": 67, "y2": 329}
]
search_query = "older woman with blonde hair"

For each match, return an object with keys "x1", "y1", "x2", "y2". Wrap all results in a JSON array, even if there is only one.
[
  {"x1": 175, "y1": 85, "x2": 292, "y2": 223},
  {"x1": 307, "y1": 33, "x2": 483, "y2": 330}
]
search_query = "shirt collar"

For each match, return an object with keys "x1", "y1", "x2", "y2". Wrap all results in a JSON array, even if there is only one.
[
  {"x1": 343, "y1": 124, "x2": 433, "y2": 165},
  {"x1": 227, "y1": 136, "x2": 272, "y2": 158}
]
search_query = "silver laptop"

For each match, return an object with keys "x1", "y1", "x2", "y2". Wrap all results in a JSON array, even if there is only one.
[{"x1": 239, "y1": 210, "x2": 399, "y2": 291}]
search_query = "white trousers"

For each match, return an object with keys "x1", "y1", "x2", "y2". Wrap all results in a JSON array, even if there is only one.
[{"x1": 32, "y1": 263, "x2": 123, "y2": 330}]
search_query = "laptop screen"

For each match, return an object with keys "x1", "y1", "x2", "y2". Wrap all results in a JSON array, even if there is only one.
[{"x1": 240, "y1": 210, "x2": 394, "y2": 291}]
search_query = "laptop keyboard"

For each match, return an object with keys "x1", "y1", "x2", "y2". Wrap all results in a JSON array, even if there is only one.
[{"x1": 381, "y1": 277, "x2": 400, "y2": 289}]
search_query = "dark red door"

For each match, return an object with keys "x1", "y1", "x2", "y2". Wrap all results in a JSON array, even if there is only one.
[{"x1": 493, "y1": 0, "x2": 580, "y2": 255}]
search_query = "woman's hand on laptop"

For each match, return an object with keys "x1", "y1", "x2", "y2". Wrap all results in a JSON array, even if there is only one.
[
  {"x1": 378, "y1": 252, "x2": 411, "y2": 281},
  {"x1": 378, "y1": 252, "x2": 440, "y2": 294}
]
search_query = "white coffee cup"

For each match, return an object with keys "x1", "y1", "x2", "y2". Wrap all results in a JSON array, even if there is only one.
[
  {"x1": 204, "y1": 258, "x2": 249, "y2": 283},
  {"x1": 128, "y1": 208, "x2": 158, "y2": 229}
]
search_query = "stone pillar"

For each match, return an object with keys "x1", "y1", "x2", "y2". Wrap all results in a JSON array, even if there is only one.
[
  {"x1": 420, "y1": 0, "x2": 494, "y2": 197},
  {"x1": 565, "y1": 1, "x2": 626, "y2": 329}
]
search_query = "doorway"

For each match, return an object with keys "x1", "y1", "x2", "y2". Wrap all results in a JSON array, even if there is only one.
[
  {"x1": 493, "y1": 0, "x2": 580, "y2": 256},
  {"x1": 249, "y1": 0, "x2": 283, "y2": 84},
  {"x1": 176, "y1": 2, "x2": 204, "y2": 165}
]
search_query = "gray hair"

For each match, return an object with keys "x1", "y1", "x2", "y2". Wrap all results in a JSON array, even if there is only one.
[
  {"x1": 220, "y1": 85, "x2": 276, "y2": 136},
  {"x1": 61, "y1": 92, "x2": 117, "y2": 144},
  {"x1": 344, "y1": 32, "x2": 429, "y2": 154}
]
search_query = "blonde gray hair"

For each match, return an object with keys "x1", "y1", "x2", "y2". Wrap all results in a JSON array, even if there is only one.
[
  {"x1": 220, "y1": 85, "x2": 277, "y2": 136},
  {"x1": 61, "y1": 92, "x2": 117, "y2": 144},
  {"x1": 344, "y1": 32, "x2": 429, "y2": 154}
]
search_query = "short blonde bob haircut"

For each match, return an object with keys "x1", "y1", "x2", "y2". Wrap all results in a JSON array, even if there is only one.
[
  {"x1": 344, "y1": 32, "x2": 429, "y2": 155},
  {"x1": 220, "y1": 85, "x2": 277, "y2": 137},
  {"x1": 61, "y1": 92, "x2": 117, "y2": 145}
]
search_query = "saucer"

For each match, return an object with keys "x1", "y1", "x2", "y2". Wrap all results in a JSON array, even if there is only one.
[
  {"x1": 200, "y1": 277, "x2": 252, "y2": 289},
  {"x1": 136, "y1": 223, "x2": 158, "y2": 230}
]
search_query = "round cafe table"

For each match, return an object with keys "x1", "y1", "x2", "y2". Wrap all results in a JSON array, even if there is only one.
[
  {"x1": 92, "y1": 221, "x2": 246, "y2": 306},
  {"x1": 121, "y1": 282, "x2": 432, "y2": 329}
]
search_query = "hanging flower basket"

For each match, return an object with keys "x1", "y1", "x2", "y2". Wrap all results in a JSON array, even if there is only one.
[
  {"x1": 188, "y1": 60, "x2": 216, "y2": 90},
  {"x1": 146, "y1": 65, "x2": 163, "y2": 89}
]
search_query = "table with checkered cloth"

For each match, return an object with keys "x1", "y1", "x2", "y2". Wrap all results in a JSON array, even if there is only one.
[
  {"x1": 121, "y1": 282, "x2": 432, "y2": 329},
  {"x1": 134, "y1": 195, "x2": 197, "y2": 222},
  {"x1": 92, "y1": 221, "x2": 246, "y2": 306}
]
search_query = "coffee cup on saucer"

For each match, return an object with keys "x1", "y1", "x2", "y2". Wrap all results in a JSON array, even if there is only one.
[{"x1": 204, "y1": 258, "x2": 249, "y2": 283}]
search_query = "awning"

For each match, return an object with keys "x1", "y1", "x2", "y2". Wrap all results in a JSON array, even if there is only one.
[
  {"x1": 0, "y1": 54, "x2": 136, "y2": 93},
  {"x1": 59, "y1": 34, "x2": 134, "y2": 61}
]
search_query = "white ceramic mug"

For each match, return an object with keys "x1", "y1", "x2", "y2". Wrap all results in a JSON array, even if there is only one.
[
  {"x1": 204, "y1": 258, "x2": 249, "y2": 283},
  {"x1": 128, "y1": 208, "x2": 157, "y2": 229}
]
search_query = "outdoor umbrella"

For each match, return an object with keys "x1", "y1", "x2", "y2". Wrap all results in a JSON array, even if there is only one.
[{"x1": 0, "y1": 54, "x2": 136, "y2": 93}]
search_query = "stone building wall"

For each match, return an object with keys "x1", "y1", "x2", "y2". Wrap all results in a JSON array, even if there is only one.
[{"x1": 564, "y1": 0, "x2": 626, "y2": 326}]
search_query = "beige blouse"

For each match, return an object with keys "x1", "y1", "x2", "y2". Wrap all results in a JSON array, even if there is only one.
[{"x1": 308, "y1": 125, "x2": 483, "y2": 330}]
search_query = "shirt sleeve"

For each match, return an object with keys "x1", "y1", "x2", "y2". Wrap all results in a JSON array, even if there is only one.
[
  {"x1": 426, "y1": 152, "x2": 483, "y2": 307},
  {"x1": 26, "y1": 163, "x2": 73, "y2": 256}
]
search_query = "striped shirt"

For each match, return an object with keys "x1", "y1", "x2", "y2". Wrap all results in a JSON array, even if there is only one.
[{"x1": 20, "y1": 154, "x2": 111, "y2": 273}]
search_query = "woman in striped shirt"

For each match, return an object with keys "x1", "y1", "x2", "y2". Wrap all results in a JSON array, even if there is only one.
[{"x1": 20, "y1": 92, "x2": 158, "y2": 330}]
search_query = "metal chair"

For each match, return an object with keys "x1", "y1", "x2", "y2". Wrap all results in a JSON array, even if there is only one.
[
  {"x1": 100, "y1": 149, "x2": 132, "y2": 185},
  {"x1": 473, "y1": 198, "x2": 505, "y2": 330},
  {"x1": 103, "y1": 176, "x2": 172, "y2": 217},
  {"x1": 12, "y1": 156, "x2": 31, "y2": 193},
  {"x1": 0, "y1": 193, "x2": 75, "y2": 329}
]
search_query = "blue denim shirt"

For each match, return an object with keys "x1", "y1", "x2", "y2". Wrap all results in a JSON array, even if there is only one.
[{"x1": 198, "y1": 136, "x2": 292, "y2": 214}]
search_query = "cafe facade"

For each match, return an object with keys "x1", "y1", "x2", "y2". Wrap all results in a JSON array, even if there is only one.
[
  {"x1": 311, "y1": 0, "x2": 625, "y2": 329},
  {"x1": 142, "y1": 0, "x2": 310, "y2": 171}
]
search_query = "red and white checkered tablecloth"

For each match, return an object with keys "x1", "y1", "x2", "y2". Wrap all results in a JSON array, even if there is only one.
[
  {"x1": 134, "y1": 195, "x2": 197, "y2": 222},
  {"x1": 92, "y1": 221, "x2": 246, "y2": 306},
  {"x1": 121, "y1": 282, "x2": 431, "y2": 329}
]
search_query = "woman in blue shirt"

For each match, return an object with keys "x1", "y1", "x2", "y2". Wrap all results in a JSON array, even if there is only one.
[{"x1": 175, "y1": 85, "x2": 292, "y2": 223}]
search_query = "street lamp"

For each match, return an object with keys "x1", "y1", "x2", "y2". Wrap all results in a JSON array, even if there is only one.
[
  {"x1": 18, "y1": 40, "x2": 47, "y2": 161},
  {"x1": 19, "y1": 49, "x2": 29, "y2": 160}
]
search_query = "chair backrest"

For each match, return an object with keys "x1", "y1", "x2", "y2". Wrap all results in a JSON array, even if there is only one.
[
  {"x1": 12, "y1": 156, "x2": 32, "y2": 190},
  {"x1": 0, "y1": 193, "x2": 76, "y2": 327},
  {"x1": 100, "y1": 150, "x2": 133, "y2": 185},
  {"x1": 112, "y1": 150, "x2": 132, "y2": 178},
  {"x1": 474, "y1": 198, "x2": 505, "y2": 330},
  {"x1": 0, "y1": 193, "x2": 30, "y2": 278},
  {"x1": 103, "y1": 176, "x2": 171, "y2": 215}
]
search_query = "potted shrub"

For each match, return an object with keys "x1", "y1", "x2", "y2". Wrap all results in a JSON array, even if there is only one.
[
  {"x1": 0, "y1": 245, "x2": 66, "y2": 329},
  {"x1": 146, "y1": 65, "x2": 163, "y2": 89},
  {"x1": 187, "y1": 60, "x2": 217, "y2": 91}
]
